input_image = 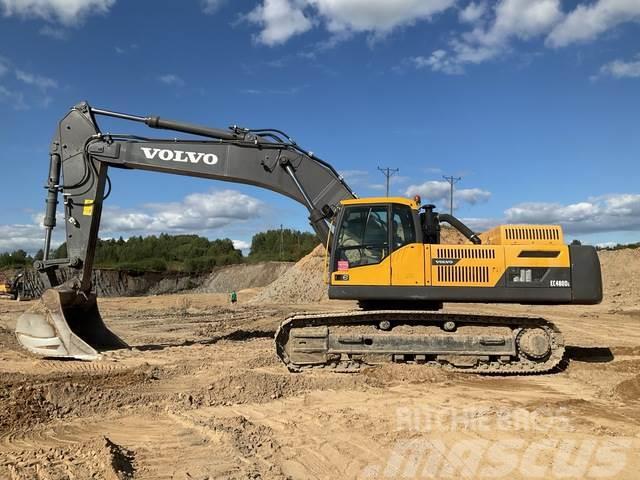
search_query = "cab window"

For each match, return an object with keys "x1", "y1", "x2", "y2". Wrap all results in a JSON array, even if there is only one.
[
  {"x1": 392, "y1": 205, "x2": 416, "y2": 250},
  {"x1": 336, "y1": 205, "x2": 388, "y2": 267}
]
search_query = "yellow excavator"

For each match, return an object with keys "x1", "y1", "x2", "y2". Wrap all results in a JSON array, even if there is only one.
[
  {"x1": 16, "y1": 102, "x2": 602, "y2": 374},
  {"x1": 0, "y1": 272, "x2": 24, "y2": 300}
]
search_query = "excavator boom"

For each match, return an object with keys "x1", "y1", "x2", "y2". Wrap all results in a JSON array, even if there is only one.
[{"x1": 17, "y1": 102, "x2": 355, "y2": 359}]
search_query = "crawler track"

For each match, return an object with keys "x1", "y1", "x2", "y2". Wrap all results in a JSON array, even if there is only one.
[{"x1": 275, "y1": 310, "x2": 565, "y2": 374}]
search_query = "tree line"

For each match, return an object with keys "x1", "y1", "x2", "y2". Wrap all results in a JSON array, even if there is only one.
[{"x1": 0, "y1": 229, "x2": 319, "y2": 272}]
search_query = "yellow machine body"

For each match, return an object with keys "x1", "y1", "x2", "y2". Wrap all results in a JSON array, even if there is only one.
[{"x1": 328, "y1": 198, "x2": 600, "y2": 306}]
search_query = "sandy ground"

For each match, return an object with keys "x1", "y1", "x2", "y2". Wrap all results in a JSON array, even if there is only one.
[{"x1": 0, "y1": 287, "x2": 638, "y2": 480}]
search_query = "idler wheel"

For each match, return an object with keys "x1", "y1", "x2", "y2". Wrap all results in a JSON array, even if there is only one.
[{"x1": 517, "y1": 328, "x2": 551, "y2": 360}]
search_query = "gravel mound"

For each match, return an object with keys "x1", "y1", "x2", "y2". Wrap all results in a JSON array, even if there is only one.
[
  {"x1": 598, "y1": 248, "x2": 640, "y2": 309},
  {"x1": 196, "y1": 261, "x2": 292, "y2": 294},
  {"x1": 440, "y1": 226, "x2": 472, "y2": 244},
  {"x1": 250, "y1": 245, "x2": 328, "y2": 304}
]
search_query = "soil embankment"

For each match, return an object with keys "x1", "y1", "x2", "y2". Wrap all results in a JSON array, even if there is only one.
[
  {"x1": 8, "y1": 261, "x2": 293, "y2": 299},
  {"x1": 195, "y1": 261, "x2": 292, "y2": 294}
]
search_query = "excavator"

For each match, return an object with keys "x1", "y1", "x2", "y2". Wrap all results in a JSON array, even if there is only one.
[
  {"x1": 15, "y1": 102, "x2": 603, "y2": 374},
  {"x1": 0, "y1": 271, "x2": 24, "y2": 300}
]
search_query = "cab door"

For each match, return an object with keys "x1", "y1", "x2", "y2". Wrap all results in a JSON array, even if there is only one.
[
  {"x1": 331, "y1": 204, "x2": 391, "y2": 286},
  {"x1": 390, "y1": 204, "x2": 425, "y2": 286}
]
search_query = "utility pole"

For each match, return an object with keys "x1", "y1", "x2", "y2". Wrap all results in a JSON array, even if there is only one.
[
  {"x1": 377, "y1": 167, "x2": 399, "y2": 197},
  {"x1": 279, "y1": 224, "x2": 284, "y2": 260},
  {"x1": 442, "y1": 175, "x2": 461, "y2": 215}
]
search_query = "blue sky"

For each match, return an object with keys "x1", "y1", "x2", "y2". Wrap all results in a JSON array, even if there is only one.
[{"x1": 1, "y1": 0, "x2": 639, "y2": 253}]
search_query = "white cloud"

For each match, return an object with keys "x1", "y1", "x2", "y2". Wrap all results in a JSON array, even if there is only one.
[
  {"x1": 202, "y1": 0, "x2": 226, "y2": 14},
  {"x1": 0, "y1": 60, "x2": 56, "y2": 109},
  {"x1": 459, "y1": 1, "x2": 486, "y2": 24},
  {"x1": 247, "y1": 0, "x2": 455, "y2": 46},
  {"x1": 459, "y1": 216, "x2": 500, "y2": 232},
  {"x1": 338, "y1": 169, "x2": 369, "y2": 186},
  {"x1": 0, "y1": 189, "x2": 265, "y2": 253},
  {"x1": 158, "y1": 74, "x2": 185, "y2": 87},
  {"x1": 0, "y1": 0, "x2": 116, "y2": 25},
  {"x1": 101, "y1": 189, "x2": 263, "y2": 233},
  {"x1": 0, "y1": 57, "x2": 8, "y2": 76},
  {"x1": 473, "y1": 194, "x2": 640, "y2": 235},
  {"x1": 424, "y1": 0, "x2": 563, "y2": 74},
  {"x1": 239, "y1": 85, "x2": 304, "y2": 95},
  {"x1": 15, "y1": 69, "x2": 57, "y2": 89},
  {"x1": 456, "y1": 187, "x2": 492, "y2": 204},
  {"x1": 247, "y1": 0, "x2": 313, "y2": 46},
  {"x1": 39, "y1": 24, "x2": 66, "y2": 39},
  {"x1": 457, "y1": 194, "x2": 640, "y2": 238},
  {"x1": 597, "y1": 55, "x2": 640, "y2": 79},
  {"x1": 547, "y1": 0, "x2": 640, "y2": 48},
  {"x1": 308, "y1": 0, "x2": 455, "y2": 37},
  {"x1": 0, "y1": 223, "x2": 48, "y2": 252},
  {"x1": 0, "y1": 84, "x2": 28, "y2": 110},
  {"x1": 232, "y1": 239, "x2": 251, "y2": 250},
  {"x1": 114, "y1": 43, "x2": 138, "y2": 55},
  {"x1": 411, "y1": 49, "x2": 464, "y2": 75},
  {"x1": 404, "y1": 180, "x2": 491, "y2": 206},
  {"x1": 410, "y1": 1, "x2": 640, "y2": 75}
]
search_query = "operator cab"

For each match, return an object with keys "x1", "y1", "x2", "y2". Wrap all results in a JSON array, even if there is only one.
[{"x1": 332, "y1": 197, "x2": 421, "y2": 271}]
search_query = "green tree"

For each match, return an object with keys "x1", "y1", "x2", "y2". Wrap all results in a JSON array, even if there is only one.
[{"x1": 248, "y1": 229, "x2": 317, "y2": 262}]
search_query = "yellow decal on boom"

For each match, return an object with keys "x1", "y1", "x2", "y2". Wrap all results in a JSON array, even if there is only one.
[{"x1": 83, "y1": 199, "x2": 94, "y2": 216}]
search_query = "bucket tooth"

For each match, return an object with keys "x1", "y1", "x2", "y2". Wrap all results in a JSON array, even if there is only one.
[{"x1": 15, "y1": 288, "x2": 127, "y2": 360}]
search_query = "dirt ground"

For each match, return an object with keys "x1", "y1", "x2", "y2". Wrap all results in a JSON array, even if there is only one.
[{"x1": 0, "y1": 284, "x2": 639, "y2": 480}]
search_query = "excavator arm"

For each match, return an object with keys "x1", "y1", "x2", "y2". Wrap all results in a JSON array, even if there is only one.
[
  {"x1": 39, "y1": 102, "x2": 355, "y2": 291},
  {"x1": 17, "y1": 102, "x2": 355, "y2": 359}
]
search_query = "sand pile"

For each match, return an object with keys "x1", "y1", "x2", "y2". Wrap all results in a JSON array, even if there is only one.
[
  {"x1": 598, "y1": 248, "x2": 640, "y2": 309},
  {"x1": 440, "y1": 226, "x2": 472, "y2": 244},
  {"x1": 250, "y1": 244, "x2": 328, "y2": 304},
  {"x1": 196, "y1": 261, "x2": 292, "y2": 294}
]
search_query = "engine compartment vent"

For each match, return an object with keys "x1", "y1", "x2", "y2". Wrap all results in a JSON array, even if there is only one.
[
  {"x1": 479, "y1": 225, "x2": 564, "y2": 246},
  {"x1": 436, "y1": 248, "x2": 496, "y2": 259},
  {"x1": 436, "y1": 266, "x2": 490, "y2": 284},
  {"x1": 505, "y1": 226, "x2": 560, "y2": 241}
]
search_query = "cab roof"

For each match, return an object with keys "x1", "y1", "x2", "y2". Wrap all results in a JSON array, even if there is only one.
[{"x1": 340, "y1": 197, "x2": 420, "y2": 210}]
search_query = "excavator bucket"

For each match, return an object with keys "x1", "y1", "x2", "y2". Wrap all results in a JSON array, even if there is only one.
[{"x1": 15, "y1": 288, "x2": 127, "y2": 360}]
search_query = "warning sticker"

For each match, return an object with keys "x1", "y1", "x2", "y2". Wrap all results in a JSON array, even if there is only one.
[
  {"x1": 83, "y1": 199, "x2": 94, "y2": 216},
  {"x1": 338, "y1": 260, "x2": 349, "y2": 271}
]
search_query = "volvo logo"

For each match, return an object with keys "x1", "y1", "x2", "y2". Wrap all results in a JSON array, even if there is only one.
[
  {"x1": 140, "y1": 147, "x2": 218, "y2": 166},
  {"x1": 432, "y1": 258, "x2": 460, "y2": 265}
]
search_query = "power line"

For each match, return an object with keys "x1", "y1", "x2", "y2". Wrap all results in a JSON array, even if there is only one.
[
  {"x1": 377, "y1": 167, "x2": 399, "y2": 197},
  {"x1": 442, "y1": 175, "x2": 462, "y2": 215}
]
